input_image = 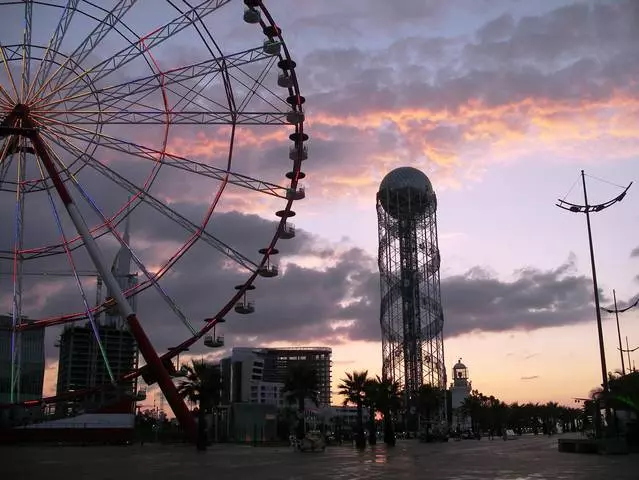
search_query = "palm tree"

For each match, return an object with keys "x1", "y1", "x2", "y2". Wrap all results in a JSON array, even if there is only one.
[
  {"x1": 488, "y1": 397, "x2": 507, "y2": 436},
  {"x1": 338, "y1": 370, "x2": 368, "y2": 449},
  {"x1": 543, "y1": 401, "x2": 560, "y2": 435},
  {"x1": 177, "y1": 359, "x2": 221, "y2": 450},
  {"x1": 363, "y1": 379, "x2": 380, "y2": 445},
  {"x1": 283, "y1": 362, "x2": 319, "y2": 440},
  {"x1": 374, "y1": 376, "x2": 401, "y2": 446}
]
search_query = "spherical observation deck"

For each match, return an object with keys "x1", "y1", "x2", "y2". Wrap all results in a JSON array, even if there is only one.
[{"x1": 378, "y1": 166, "x2": 436, "y2": 218}]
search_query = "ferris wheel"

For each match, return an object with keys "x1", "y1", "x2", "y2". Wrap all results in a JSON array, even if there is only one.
[{"x1": 0, "y1": 0, "x2": 307, "y2": 436}]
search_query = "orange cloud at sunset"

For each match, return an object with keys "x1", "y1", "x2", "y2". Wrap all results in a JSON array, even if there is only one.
[{"x1": 299, "y1": 94, "x2": 639, "y2": 202}]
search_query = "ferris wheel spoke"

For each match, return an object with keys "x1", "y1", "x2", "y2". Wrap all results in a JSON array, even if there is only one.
[
  {"x1": 31, "y1": 0, "x2": 138, "y2": 103},
  {"x1": 0, "y1": 139, "x2": 15, "y2": 190},
  {"x1": 41, "y1": 129, "x2": 261, "y2": 272},
  {"x1": 32, "y1": 154, "x2": 116, "y2": 385},
  {"x1": 37, "y1": 0, "x2": 231, "y2": 108},
  {"x1": 20, "y1": 1, "x2": 33, "y2": 102},
  {"x1": 0, "y1": 84, "x2": 14, "y2": 107},
  {"x1": 8, "y1": 140, "x2": 28, "y2": 402},
  {"x1": 36, "y1": 44, "x2": 272, "y2": 113},
  {"x1": 27, "y1": 0, "x2": 80, "y2": 101},
  {"x1": 43, "y1": 146, "x2": 199, "y2": 337},
  {"x1": 45, "y1": 123, "x2": 289, "y2": 197}
]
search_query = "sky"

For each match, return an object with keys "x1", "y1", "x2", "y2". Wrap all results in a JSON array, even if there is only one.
[{"x1": 0, "y1": 0, "x2": 638, "y2": 410}]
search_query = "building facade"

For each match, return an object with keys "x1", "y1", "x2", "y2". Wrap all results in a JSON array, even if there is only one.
[
  {"x1": 0, "y1": 316, "x2": 45, "y2": 404},
  {"x1": 221, "y1": 346, "x2": 332, "y2": 407},
  {"x1": 55, "y1": 322, "x2": 138, "y2": 409}
]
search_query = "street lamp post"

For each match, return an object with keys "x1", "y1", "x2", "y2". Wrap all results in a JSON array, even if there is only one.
[
  {"x1": 556, "y1": 170, "x2": 632, "y2": 426},
  {"x1": 602, "y1": 292, "x2": 639, "y2": 376},
  {"x1": 620, "y1": 337, "x2": 638, "y2": 372},
  {"x1": 612, "y1": 290, "x2": 624, "y2": 375}
]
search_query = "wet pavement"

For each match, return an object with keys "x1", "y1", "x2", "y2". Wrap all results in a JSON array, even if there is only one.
[{"x1": 3, "y1": 434, "x2": 636, "y2": 479}]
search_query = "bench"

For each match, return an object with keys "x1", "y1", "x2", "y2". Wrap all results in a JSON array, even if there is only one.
[{"x1": 558, "y1": 438, "x2": 598, "y2": 454}]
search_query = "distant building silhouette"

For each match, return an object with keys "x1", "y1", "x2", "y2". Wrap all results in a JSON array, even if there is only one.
[
  {"x1": 0, "y1": 316, "x2": 45, "y2": 404},
  {"x1": 54, "y1": 216, "x2": 139, "y2": 412}
]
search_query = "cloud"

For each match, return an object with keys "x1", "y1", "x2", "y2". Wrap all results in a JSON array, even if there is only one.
[
  {"x1": 631, "y1": 246, "x2": 639, "y2": 258},
  {"x1": 6, "y1": 208, "x2": 604, "y2": 367},
  {"x1": 279, "y1": 0, "x2": 639, "y2": 198},
  {"x1": 441, "y1": 260, "x2": 600, "y2": 338},
  {"x1": 521, "y1": 375, "x2": 540, "y2": 381}
]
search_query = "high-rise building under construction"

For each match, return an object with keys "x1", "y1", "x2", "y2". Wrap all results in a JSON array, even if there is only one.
[{"x1": 55, "y1": 218, "x2": 139, "y2": 410}]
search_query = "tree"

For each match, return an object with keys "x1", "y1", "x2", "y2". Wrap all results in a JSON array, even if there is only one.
[
  {"x1": 374, "y1": 376, "x2": 401, "y2": 446},
  {"x1": 609, "y1": 371, "x2": 639, "y2": 413},
  {"x1": 461, "y1": 395, "x2": 478, "y2": 434},
  {"x1": 416, "y1": 384, "x2": 442, "y2": 441},
  {"x1": 487, "y1": 396, "x2": 507, "y2": 436},
  {"x1": 176, "y1": 359, "x2": 221, "y2": 450},
  {"x1": 543, "y1": 401, "x2": 560, "y2": 435},
  {"x1": 363, "y1": 379, "x2": 380, "y2": 445},
  {"x1": 338, "y1": 370, "x2": 369, "y2": 449},
  {"x1": 283, "y1": 362, "x2": 319, "y2": 440}
]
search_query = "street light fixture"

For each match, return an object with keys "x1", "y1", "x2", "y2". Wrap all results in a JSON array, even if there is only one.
[{"x1": 556, "y1": 170, "x2": 632, "y2": 416}]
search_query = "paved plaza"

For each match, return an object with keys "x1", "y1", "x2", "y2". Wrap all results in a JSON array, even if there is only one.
[{"x1": 3, "y1": 434, "x2": 636, "y2": 480}]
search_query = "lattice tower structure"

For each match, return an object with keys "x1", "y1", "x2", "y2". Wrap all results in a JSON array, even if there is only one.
[{"x1": 376, "y1": 167, "x2": 446, "y2": 420}]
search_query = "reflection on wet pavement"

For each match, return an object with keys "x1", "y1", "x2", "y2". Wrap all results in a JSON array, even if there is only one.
[{"x1": 4, "y1": 434, "x2": 636, "y2": 480}]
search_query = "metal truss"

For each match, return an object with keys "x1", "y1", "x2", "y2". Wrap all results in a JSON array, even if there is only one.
[
  {"x1": 41, "y1": 128, "x2": 259, "y2": 272},
  {"x1": 377, "y1": 188, "x2": 446, "y2": 423},
  {"x1": 42, "y1": 109, "x2": 289, "y2": 125},
  {"x1": 27, "y1": 0, "x2": 80, "y2": 98},
  {"x1": 38, "y1": 45, "x2": 281, "y2": 113},
  {"x1": 36, "y1": 0, "x2": 231, "y2": 106},
  {"x1": 21, "y1": 1, "x2": 33, "y2": 102},
  {"x1": 41, "y1": 123, "x2": 288, "y2": 197},
  {"x1": 32, "y1": 0, "x2": 138, "y2": 101}
]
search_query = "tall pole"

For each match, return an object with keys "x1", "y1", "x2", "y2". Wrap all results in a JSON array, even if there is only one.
[
  {"x1": 581, "y1": 170, "x2": 609, "y2": 398},
  {"x1": 627, "y1": 337, "x2": 632, "y2": 373},
  {"x1": 612, "y1": 290, "x2": 625, "y2": 375}
]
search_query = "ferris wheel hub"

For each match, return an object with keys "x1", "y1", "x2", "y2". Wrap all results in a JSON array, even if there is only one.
[
  {"x1": 0, "y1": 104, "x2": 38, "y2": 138},
  {"x1": 12, "y1": 103, "x2": 30, "y2": 116}
]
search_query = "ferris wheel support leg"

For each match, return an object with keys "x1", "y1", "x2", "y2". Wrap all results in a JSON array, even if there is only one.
[{"x1": 26, "y1": 127, "x2": 197, "y2": 441}]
